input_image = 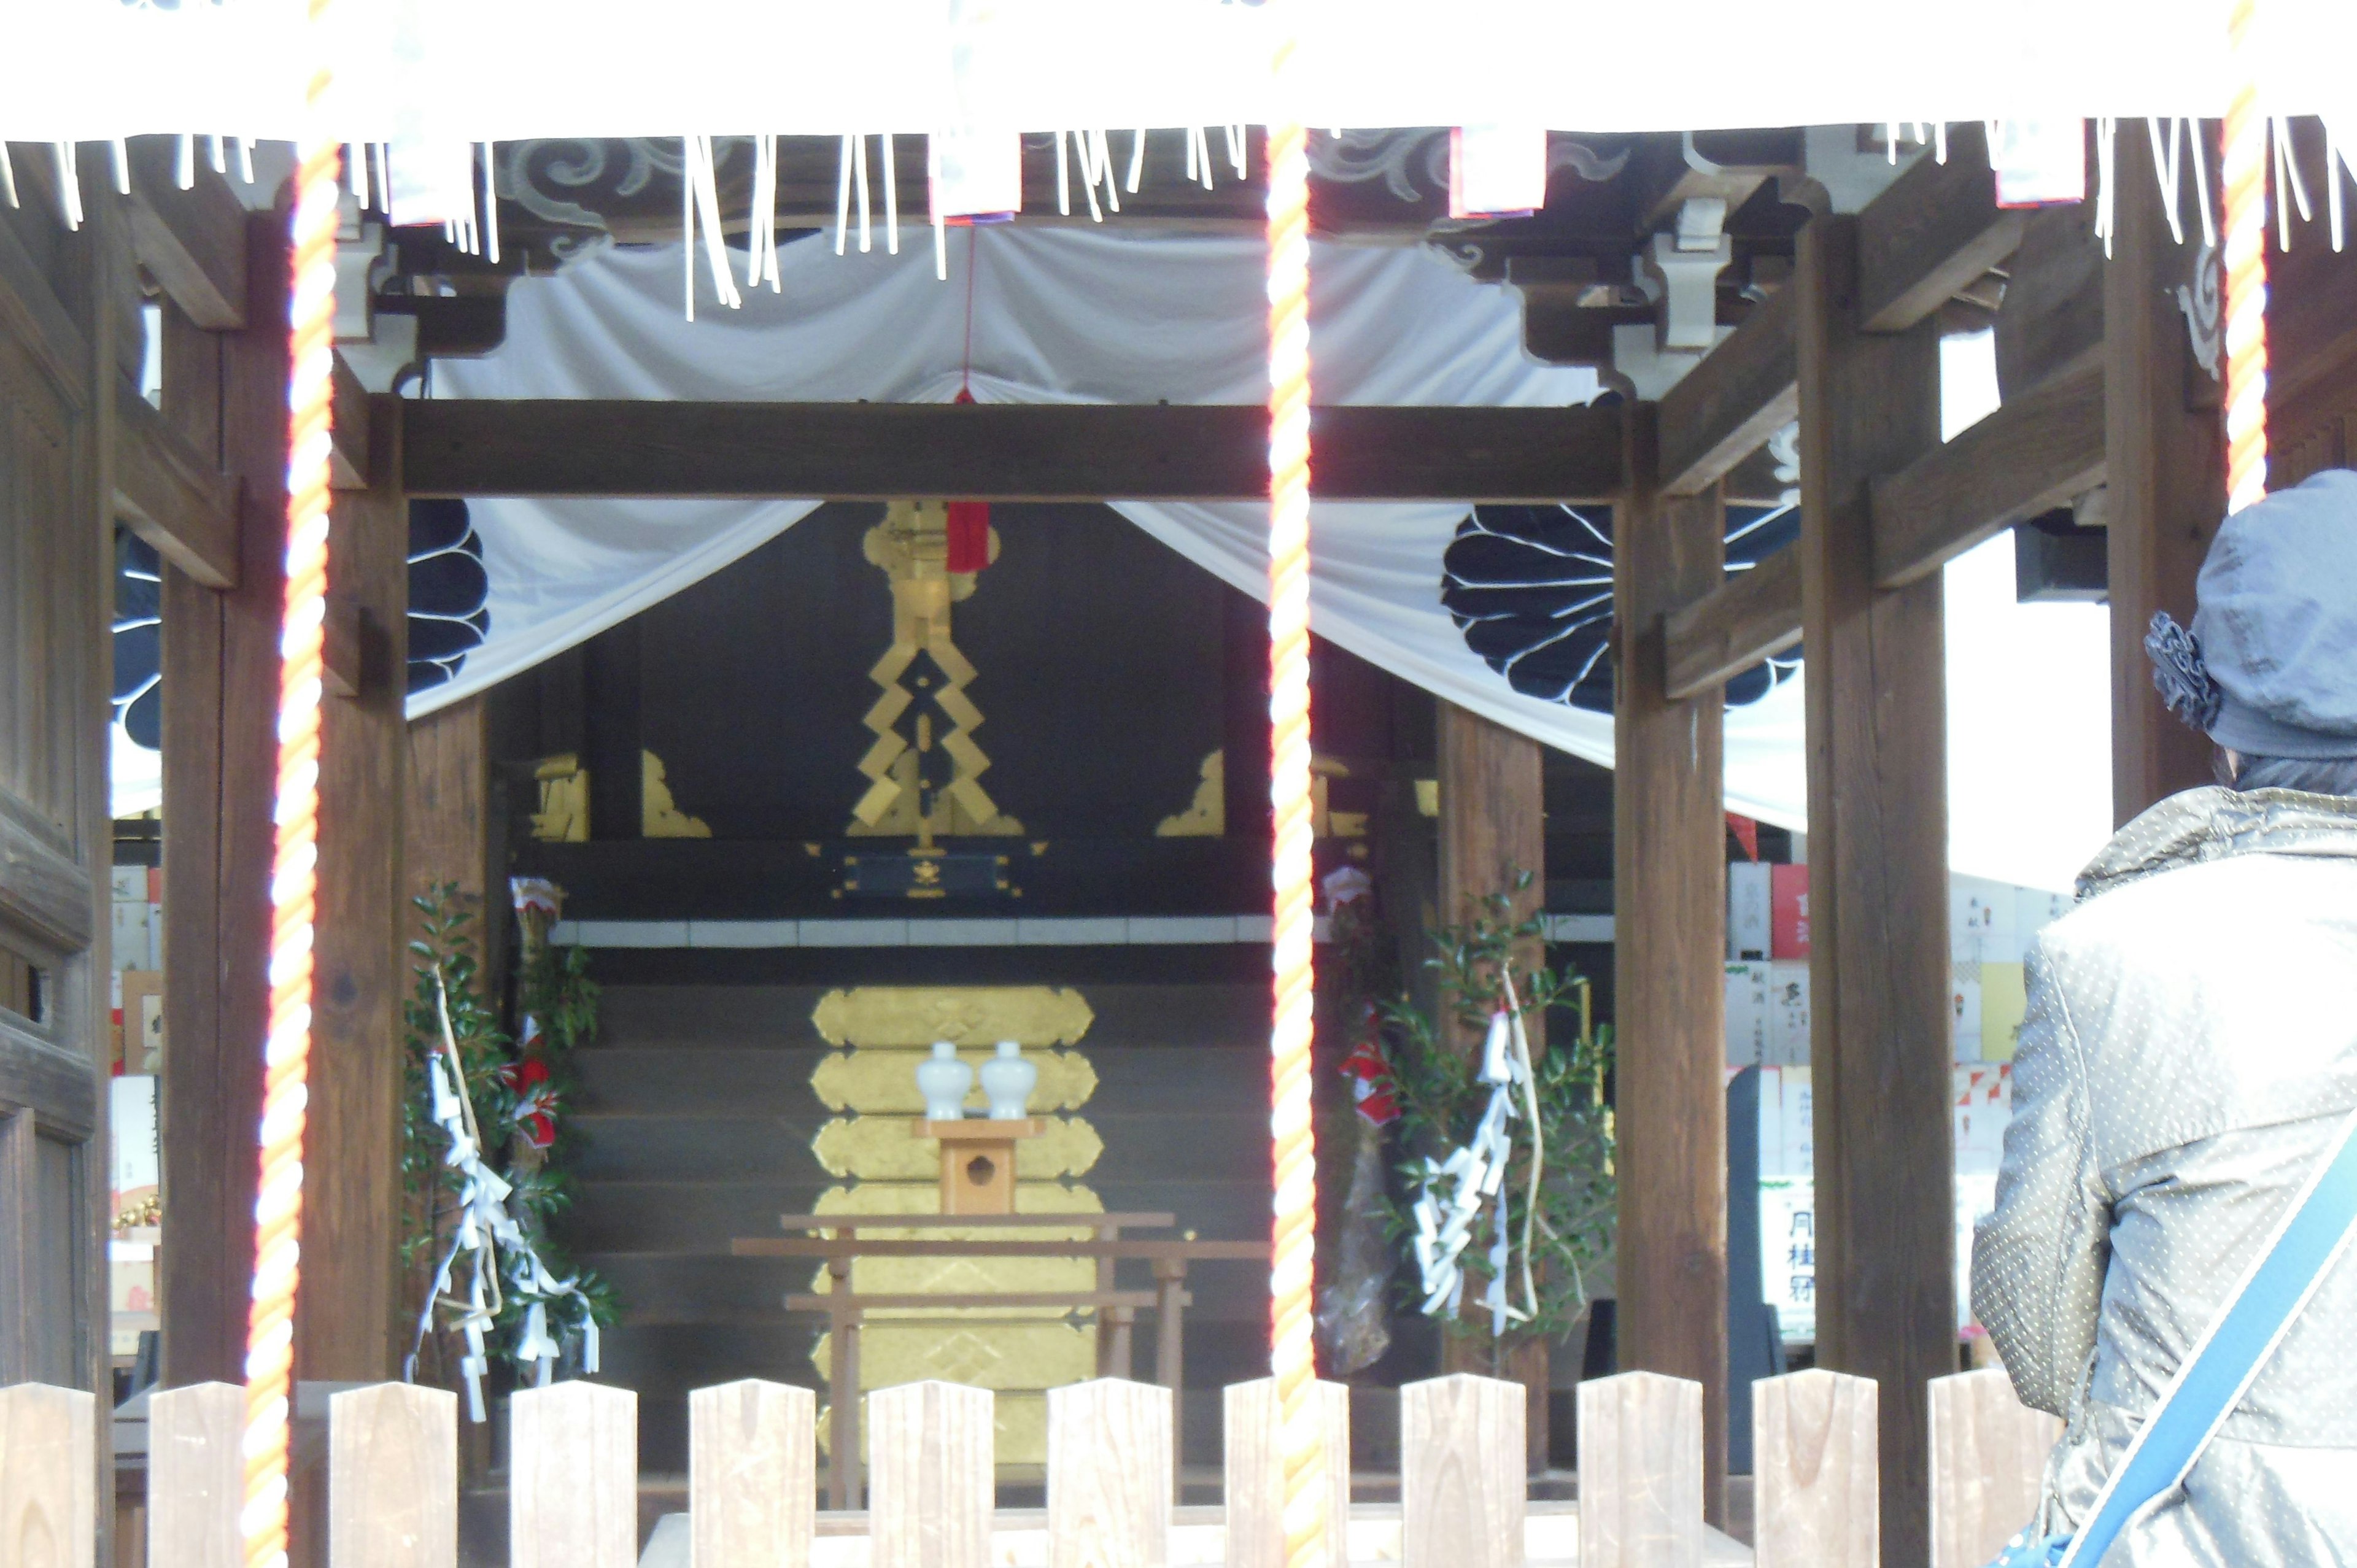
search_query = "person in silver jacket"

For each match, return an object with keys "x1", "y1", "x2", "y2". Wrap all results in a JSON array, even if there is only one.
[{"x1": 1973, "y1": 468, "x2": 2357, "y2": 1566}]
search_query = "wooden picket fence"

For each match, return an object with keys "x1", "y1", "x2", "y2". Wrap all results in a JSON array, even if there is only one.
[{"x1": 2, "y1": 1366, "x2": 2057, "y2": 1567}]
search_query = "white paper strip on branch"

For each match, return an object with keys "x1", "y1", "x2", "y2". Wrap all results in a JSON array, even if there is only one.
[
  {"x1": 931, "y1": 125, "x2": 1024, "y2": 222},
  {"x1": 1449, "y1": 125, "x2": 1547, "y2": 219},
  {"x1": 1993, "y1": 118, "x2": 2088, "y2": 207}
]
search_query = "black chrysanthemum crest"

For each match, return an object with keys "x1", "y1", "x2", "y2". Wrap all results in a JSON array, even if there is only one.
[
  {"x1": 406, "y1": 499, "x2": 491, "y2": 695},
  {"x1": 112, "y1": 535, "x2": 163, "y2": 750},
  {"x1": 109, "y1": 500, "x2": 495, "y2": 757},
  {"x1": 1441, "y1": 502, "x2": 1803, "y2": 714}
]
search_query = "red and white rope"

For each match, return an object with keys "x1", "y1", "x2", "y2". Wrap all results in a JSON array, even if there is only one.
[
  {"x1": 1264, "y1": 99, "x2": 1328, "y2": 1568},
  {"x1": 240, "y1": 7, "x2": 339, "y2": 1563},
  {"x1": 2222, "y1": 0, "x2": 2270, "y2": 512}
]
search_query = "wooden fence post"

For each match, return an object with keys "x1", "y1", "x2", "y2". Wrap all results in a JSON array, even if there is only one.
[
  {"x1": 1927, "y1": 1369, "x2": 2062, "y2": 1568},
  {"x1": 510, "y1": 1381, "x2": 638, "y2": 1568},
  {"x1": 867, "y1": 1381, "x2": 993, "y2": 1568},
  {"x1": 691, "y1": 1380, "x2": 816, "y2": 1568},
  {"x1": 1401, "y1": 1373, "x2": 1525, "y2": 1568},
  {"x1": 1047, "y1": 1378, "x2": 1172, "y2": 1568},
  {"x1": 328, "y1": 1383, "x2": 456, "y2": 1568},
  {"x1": 1576, "y1": 1370, "x2": 1703, "y2": 1568},
  {"x1": 1221, "y1": 1378, "x2": 1349, "y2": 1568},
  {"x1": 1, "y1": 1383, "x2": 95, "y2": 1568},
  {"x1": 1752, "y1": 1369, "x2": 1878, "y2": 1568},
  {"x1": 147, "y1": 1382, "x2": 243, "y2": 1567}
]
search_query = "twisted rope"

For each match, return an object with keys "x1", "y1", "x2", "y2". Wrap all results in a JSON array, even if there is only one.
[
  {"x1": 2222, "y1": 0, "x2": 2270, "y2": 512},
  {"x1": 1264, "y1": 103, "x2": 1328, "y2": 1568},
  {"x1": 241, "y1": 7, "x2": 338, "y2": 1562}
]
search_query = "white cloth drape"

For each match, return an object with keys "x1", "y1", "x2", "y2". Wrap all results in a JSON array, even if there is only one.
[{"x1": 418, "y1": 230, "x2": 2111, "y2": 890}]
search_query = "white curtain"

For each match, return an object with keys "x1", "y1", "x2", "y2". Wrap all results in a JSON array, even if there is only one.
[{"x1": 417, "y1": 229, "x2": 2113, "y2": 889}]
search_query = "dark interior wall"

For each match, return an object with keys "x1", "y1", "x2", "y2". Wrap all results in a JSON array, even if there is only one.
[{"x1": 619, "y1": 501, "x2": 1229, "y2": 843}]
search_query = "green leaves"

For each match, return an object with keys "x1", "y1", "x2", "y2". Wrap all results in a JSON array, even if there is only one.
[
  {"x1": 1373, "y1": 874, "x2": 1617, "y2": 1345},
  {"x1": 402, "y1": 883, "x2": 619, "y2": 1373}
]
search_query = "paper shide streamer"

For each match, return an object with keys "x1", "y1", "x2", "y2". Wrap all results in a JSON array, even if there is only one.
[{"x1": 402, "y1": 967, "x2": 601, "y2": 1423}]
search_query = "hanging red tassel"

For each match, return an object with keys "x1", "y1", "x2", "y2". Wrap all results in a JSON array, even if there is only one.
[
  {"x1": 946, "y1": 499, "x2": 991, "y2": 573},
  {"x1": 946, "y1": 387, "x2": 991, "y2": 572}
]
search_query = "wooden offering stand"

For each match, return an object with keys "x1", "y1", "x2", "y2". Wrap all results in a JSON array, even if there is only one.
[{"x1": 916, "y1": 1117, "x2": 1045, "y2": 1215}]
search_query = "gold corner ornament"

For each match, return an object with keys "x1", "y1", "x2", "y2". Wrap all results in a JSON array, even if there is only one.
[
  {"x1": 1155, "y1": 749, "x2": 1226, "y2": 836},
  {"x1": 848, "y1": 500, "x2": 1021, "y2": 842},
  {"x1": 641, "y1": 750, "x2": 712, "y2": 838}
]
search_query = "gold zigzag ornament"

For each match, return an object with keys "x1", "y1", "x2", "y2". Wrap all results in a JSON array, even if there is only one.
[{"x1": 848, "y1": 500, "x2": 1022, "y2": 840}]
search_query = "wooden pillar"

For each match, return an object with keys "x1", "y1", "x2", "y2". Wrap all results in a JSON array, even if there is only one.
[
  {"x1": 1611, "y1": 404, "x2": 1730, "y2": 1526},
  {"x1": 1435, "y1": 700, "x2": 1547, "y2": 1464},
  {"x1": 405, "y1": 697, "x2": 491, "y2": 901},
  {"x1": 299, "y1": 392, "x2": 408, "y2": 1385},
  {"x1": 2105, "y1": 129, "x2": 2225, "y2": 824},
  {"x1": 1437, "y1": 701, "x2": 1546, "y2": 986},
  {"x1": 160, "y1": 215, "x2": 289, "y2": 1388},
  {"x1": 1794, "y1": 214, "x2": 1953, "y2": 1568}
]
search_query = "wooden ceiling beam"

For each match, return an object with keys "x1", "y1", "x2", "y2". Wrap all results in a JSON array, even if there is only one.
[
  {"x1": 1853, "y1": 123, "x2": 2024, "y2": 334},
  {"x1": 114, "y1": 374, "x2": 241, "y2": 589},
  {"x1": 1871, "y1": 361, "x2": 2105, "y2": 589},
  {"x1": 123, "y1": 137, "x2": 250, "y2": 331},
  {"x1": 1656, "y1": 281, "x2": 1798, "y2": 497},
  {"x1": 1661, "y1": 360, "x2": 2105, "y2": 699},
  {"x1": 400, "y1": 400, "x2": 1626, "y2": 503},
  {"x1": 1661, "y1": 543, "x2": 1802, "y2": 701}
]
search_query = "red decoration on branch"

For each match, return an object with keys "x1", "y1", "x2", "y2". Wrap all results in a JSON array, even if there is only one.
[
  {"x1": 1339, "y1": 1033, "x2": 1399, "y2": 1127},
  {"x1": 500, "y1": 1056, "x2": 560, "y2": 1149}
]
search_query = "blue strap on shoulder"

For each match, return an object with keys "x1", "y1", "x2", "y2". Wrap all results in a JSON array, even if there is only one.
[{"x1": 2050, "y1": 1106, "x2": 2357, "y2": 1568}]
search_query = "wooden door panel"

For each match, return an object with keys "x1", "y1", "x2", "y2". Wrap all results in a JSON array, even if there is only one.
[{"x1": 0, "y1": 218, "x2": 105, "y2": 1405}]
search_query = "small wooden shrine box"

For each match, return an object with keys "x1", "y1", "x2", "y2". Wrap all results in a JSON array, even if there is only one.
[{"x1": 915, "y1": 1118, "x2": 1046, "y2": 1215}]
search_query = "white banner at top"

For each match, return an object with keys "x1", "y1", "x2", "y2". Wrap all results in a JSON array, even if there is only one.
[{"x1": 4, "y1": 0, "x2": 2355, "y2": 144}]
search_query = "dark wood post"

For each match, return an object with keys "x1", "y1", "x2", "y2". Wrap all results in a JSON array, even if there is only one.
[
  {"x1": 300, "y1": 392, "x2": 409, "y2": 1386},
  {"x1": 1794, "y1": 214, "x2": 1954, "y2": 1568},
  {"x1": 1611, "y1": 403, "x2": 1730, "y2": 1526},
  {"x1": 2105, "y1": 128, "x2": 2225, "y2": 824},
  {"x1": 1435, "y1": 700, "x2": 1549, "y2": 1464},
  {"x1": 161, "y1": 215, "x2": 289, "y2": 1387}
]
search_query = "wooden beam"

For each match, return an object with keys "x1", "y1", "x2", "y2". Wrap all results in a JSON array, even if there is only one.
[
  {"x1": 1794, "y1": 214, "x2": 1953, "y2": 1568},
  {"x1": 123, "y1": 137, "x2": 249, "y2": 331},
  {"x1": 303, "y1": 392, "x2": 408, "y2": 1390},
  {"x1": 1854, "y1": 123, "x2": 2025, "y2": 334},
  {"x1": 1662, "y1": 546, "x2": 1802, "y2": 703},
  {"x1": 1870, "y1": 361, "x2": 2107, "y2": 589},
  {"x1": 0, "y1": 197, "x2": 90, "y2": 409},
  {"x1": 2105, "y1": 128, "x2": 2223, "y2": 824},
  {"x1": 113, "y1": 374, "x2": 240, "y2": 589},
  {"x1": 400, "y1": 401, "x2": 1627, "y2": 502},
  {"x1": 1612, "y1": 403, "x2": 1730, "y2": 1527},
  {"x1": 161, "y1": 213, "x2": 288, "y2": 1389},
  {"x1": 1657, "y1": 283, "x2": 1799, "y2": 498}
]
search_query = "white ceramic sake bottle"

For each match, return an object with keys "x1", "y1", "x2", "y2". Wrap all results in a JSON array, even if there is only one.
[
  {"x1": 915, "y1": 1040, "x2": 973, "y2": 1121},
  {"x1": 980, "y1": 1040, "x2": 1037, "y2": 1120}
]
